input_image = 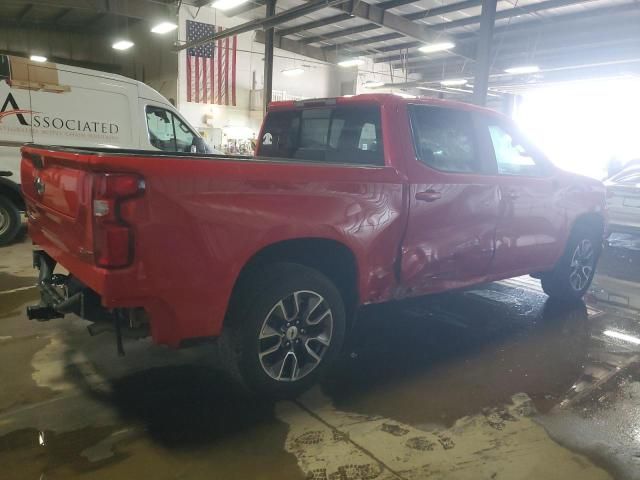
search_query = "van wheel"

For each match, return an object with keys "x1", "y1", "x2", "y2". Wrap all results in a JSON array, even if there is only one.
[
  {"x1": 0, "y1": 196, "x2": 21, "y2": 246},
  {"x1": 541, "y1": 224, "x2": 602, "y2": 302},
  {"x1": 222, "y1": 262, "x2": 346, "y2": 397}
]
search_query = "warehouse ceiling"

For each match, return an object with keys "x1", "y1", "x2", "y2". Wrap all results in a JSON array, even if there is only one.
[{"x1": 3, "y1": 0, "x2": 640, "y2": 91}]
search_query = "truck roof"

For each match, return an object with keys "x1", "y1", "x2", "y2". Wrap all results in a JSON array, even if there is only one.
[{"x1": 268, "y1": 93, "x2": 501, "y2": 116}]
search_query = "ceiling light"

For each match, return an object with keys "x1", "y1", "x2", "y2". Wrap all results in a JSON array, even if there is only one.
[
  {"x1": 29, "y1": 55, "x2": 47, "y2": 63},
  {"x1": 151, "y1": 21, "x2": 178, "y2": 34},
  {"x1": 338, "y1": 58, "x2": 364, "y2": 68},
  {"x1": 440, "y1": 78, "x2": 467, "y2": 87},
  {"x1": 505, "y1": 65, "x2": 540, "y2": 75},
  {"x1": 211, "y1": 0, "x2": 250, "y2": 10},
  {"x1": 419, "y1": 41, "x2": 455, "y2": 54},
  {"x1": 112, "y1": 40, "x2": 134, "y2": 51},
  {"x1": 281, "y1": 67, "x2": 305, "y2": 77},
  {"x1": 363, "y1": 81, "x2": 385, "y2": 88}
]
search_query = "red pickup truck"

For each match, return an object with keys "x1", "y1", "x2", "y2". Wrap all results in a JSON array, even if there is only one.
[{"x1": 21, "y1": 94, "x2": 606, "y2": 395}]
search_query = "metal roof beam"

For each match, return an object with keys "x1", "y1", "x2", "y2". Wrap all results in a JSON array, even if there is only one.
[
  {"x1": 276, "y1": 0, "x2": 422, "y2": 39},
  {"x1": 16, "y1": 4, "x2": 34, "y2": 24},
  {"x1": 301, "y1": 24, "x2": 381, "y2": 44},
  {"x1": 254, "y1": 30, "x2": 339, "y2": 63},
  {"x1": 277, "y1": 13, "x2": 353, "y2": 38},
  {"x1": 50, "y1": 7, "x2": 73, "y2": 24},
  {"x1": 320, "y1": 0, "x2": 592, "y2": 50},
  {"x1": 384, "y1": 3, "x2": 640, "y2": 66},
  {"x1": 175, "y1": 0, "x2": 350, "y2": 51},
  {"x1": 334, "y1": 1, "x2": 455, "y2": 45},
  {"x1": 5, "y1": 0, "x2": 171, "y2": 21},
  {"x1": 309, "y1": 0, "x2": 480, "y2": 47}
]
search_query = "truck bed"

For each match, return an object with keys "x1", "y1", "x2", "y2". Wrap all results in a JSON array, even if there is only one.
[{"x1": 21, "y1": 144, "x2": 406, "y2": 347}]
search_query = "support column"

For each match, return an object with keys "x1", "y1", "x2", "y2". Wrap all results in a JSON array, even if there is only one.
[
  {"x1": 263, "y1": 0, "x2": 276, "y2": 115},
  {"x1": 472, "y1": 0, "x2": 497, "y2": 106}
]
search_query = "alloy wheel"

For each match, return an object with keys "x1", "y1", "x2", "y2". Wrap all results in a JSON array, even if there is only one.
[
  {"x1": 569, "y1": 239, "x2": 596, "y2": 291},
  {"x1": 258, "y1": 290, "x2": 333, "y2": 382}
]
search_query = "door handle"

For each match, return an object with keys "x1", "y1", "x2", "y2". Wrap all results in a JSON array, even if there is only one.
[{"x1": 416, "y1": 190, "x2": 442, "y2": 202}]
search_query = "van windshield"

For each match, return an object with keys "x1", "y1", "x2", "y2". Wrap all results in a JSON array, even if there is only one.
[{"x1": 146, "y1": 106, "x2": 205, "y2": 153}]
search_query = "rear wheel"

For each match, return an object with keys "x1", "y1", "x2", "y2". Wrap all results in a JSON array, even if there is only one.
[
  {"x1": 0, "y1": 196, "x2": 21, "y2": 246},
  {"x1": 541, "y1": 224, "x2": 602, "y2": 301},
  {"x1": 222, "y1": 262, "x2": 346, "y2": 397}
]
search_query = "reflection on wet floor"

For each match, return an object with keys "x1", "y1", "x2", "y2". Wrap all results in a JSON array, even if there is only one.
[{"x1": 0, "y1": 234, "x2": 639, "y2": 479}]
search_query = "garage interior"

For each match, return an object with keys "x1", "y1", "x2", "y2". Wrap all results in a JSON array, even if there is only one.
[{"x1": 1, "y1": 0, "x2": 640, "y2": 479}]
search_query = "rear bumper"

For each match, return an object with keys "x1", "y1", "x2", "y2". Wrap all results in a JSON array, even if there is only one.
[{"x1": 27, "y1": 250, "x2": 109, "y2": 323}]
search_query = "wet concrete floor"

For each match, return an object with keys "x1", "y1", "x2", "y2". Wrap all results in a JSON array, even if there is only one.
[{"x1": 1, "y1": 234, "x2": 639, "y2": 479}]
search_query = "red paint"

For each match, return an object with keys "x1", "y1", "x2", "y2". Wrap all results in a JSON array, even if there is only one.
[{"x1": 21, "y1": 94, "x2": 607, "y2": 348}]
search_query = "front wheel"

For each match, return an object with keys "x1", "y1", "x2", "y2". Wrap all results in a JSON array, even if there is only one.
[
  {"x1": 223, "y1": 262, "x2": 346, "y2": 397},
  {"x1": 541, "y1": 225, "x2": 602, "y2": 301},
  {"x1": 0, "y1": 196, "x2": 21, "y2": 246}
]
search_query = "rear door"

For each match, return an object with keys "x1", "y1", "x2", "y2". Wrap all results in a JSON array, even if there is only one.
[
  {"x1": 400, "y1": 105, "x2": 500, "y2": 293},
  {"x1": 480, "y1": 118, "x2": 564, "y2": 275}
]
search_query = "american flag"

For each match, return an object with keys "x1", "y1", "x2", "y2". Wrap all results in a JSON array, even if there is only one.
[{"x1": 186, "y1": 20, "x2": 237, "y2": 106}]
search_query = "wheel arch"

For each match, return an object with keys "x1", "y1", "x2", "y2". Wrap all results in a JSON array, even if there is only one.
[
  {"x1": 228, "y1": 237, "x2": 360, "y2": 323},
  {"x1": 570, "y1": 211, "x2": 606, "y2": 239},
  {"x1": 0, "y1": 178, "x2": 24, "y2": 211}
]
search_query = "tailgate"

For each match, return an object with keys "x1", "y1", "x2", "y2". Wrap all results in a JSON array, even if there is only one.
[{"x1": 21, "y1": 146, "x2": 99, "y2": 290}]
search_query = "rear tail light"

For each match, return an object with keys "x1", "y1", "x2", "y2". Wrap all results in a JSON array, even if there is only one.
[{"x1": 92, "y1": 173, "x2": 145, "y2": 268}]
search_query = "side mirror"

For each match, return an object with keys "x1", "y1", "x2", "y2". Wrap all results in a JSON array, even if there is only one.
[{"x1": 192, "y1": 137, "x2": 209, "y2": 154}]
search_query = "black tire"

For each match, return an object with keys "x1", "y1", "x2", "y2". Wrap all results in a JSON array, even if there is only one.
[
  {"x1": 221, "y1": 262, "x2": 346, "y2": 397},
  {"x1": 541, "y1": 223, "x2": 602, "y2": 302},
  {"x1": 0, "y1": 195, "x2": 21, "y2": 246}
]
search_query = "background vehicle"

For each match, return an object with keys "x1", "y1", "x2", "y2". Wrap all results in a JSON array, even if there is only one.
[
  {"x1": 605, "y1": 162, "x2": 640, "y2": 235},
  {"x1": 0, "y1": 54, "x2": 211, "y2": 245},
  {"x1": 21, "y1": 94, "x2": 607, "y2": 396}
]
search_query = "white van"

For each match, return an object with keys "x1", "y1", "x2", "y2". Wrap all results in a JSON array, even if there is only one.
[{"x1": 0, "y1": 55, "x2": 211, "y2": 245}]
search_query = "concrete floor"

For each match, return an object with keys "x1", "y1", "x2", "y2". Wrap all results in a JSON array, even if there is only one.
[{"x1": 1, "y1": 232, "x2": 640, "y2": 480}]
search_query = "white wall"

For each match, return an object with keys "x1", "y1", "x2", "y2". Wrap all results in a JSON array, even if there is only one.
[{"x1": 177, "y1": 5, "x2": 341, "y2": 148}]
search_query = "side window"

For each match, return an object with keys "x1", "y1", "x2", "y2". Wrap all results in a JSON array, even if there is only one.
[
  {"x1": 257, "y1": 106, "x2": 384, "y2": 165},
  {"x1": 173, "y1": 115, "x2": 197, "y2": 152},
  {"x1": 146, "y1": 106, "x2": 200, "y2": 153},
  {"x1": 409, "y1": 105, "x2": 479, "y2": 173},
  {"x1": 488, "y1": 125, "x2": 544, "y2": 176},
  {"x1": 146, "y1": 106, "x2": 176, "y2": 151}
]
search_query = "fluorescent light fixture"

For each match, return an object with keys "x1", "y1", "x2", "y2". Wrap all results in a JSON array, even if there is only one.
[
  {"x1": 363, "y1": 81, "x2": 385, "y2": 88},
  {"x1": 441, "y1": 78, "x2": 468, "y2": 87},
  {"x1": 112, "y1": 40, "x2": 134, "y2": 51},
  {"x1": 603, "y1": 330, "x2": 640, "y2": 345},
  {"x1": 505, "y1": 65, "x2": 540, "y2": 75},
  {"x1": 338, "y1": 58, "x2": 364, "y2": 68},
  {"x1": 281, "y1": 67, "x2": 305, "y2": 77},
  {"x1": 419, "y1": 41, "x2": 455, "y2": 54},
  {"x1": 151, "y1": 21, "x2": 177, "y2": 34},
  {"x1": 29, "y1": 55, "x2": 47, "y2": 63},
  {"x1": 211, "y1": 0, "x2": 249, "y2": 10}
]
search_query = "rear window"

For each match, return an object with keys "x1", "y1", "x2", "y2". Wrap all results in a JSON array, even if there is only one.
[{"x1": 257, "y1": 106, "x2": 384, "y2": 166}]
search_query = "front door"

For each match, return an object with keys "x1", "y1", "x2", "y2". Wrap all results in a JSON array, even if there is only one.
[
  {"x1": 481, "y1": 119, "x2": 564, "y2": 275},
  {"x1": 400, "y1": 105, "x2": 501, "y2": 295}
]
